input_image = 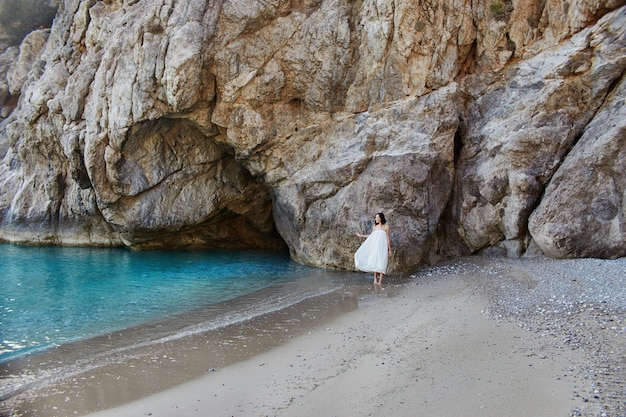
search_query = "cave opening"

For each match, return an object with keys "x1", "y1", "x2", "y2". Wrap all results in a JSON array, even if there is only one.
[{"x1": 115, "y1": 118, "x2": 289, "y2": 252}]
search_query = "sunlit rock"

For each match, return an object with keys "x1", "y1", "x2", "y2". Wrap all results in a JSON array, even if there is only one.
[{"x1": 0, "y1": 0, "x2": 624, "y2": 272}]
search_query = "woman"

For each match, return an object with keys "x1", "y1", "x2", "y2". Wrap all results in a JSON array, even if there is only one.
[{"x1": 354, "y1": 213, "x2": 392, "y2": 285}]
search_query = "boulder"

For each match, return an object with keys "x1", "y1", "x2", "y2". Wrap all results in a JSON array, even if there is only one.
[
  {"x1": 446, "y1": 7, "x2": 626, "y2": 258},
  {"x1": 529, "y1": 73, "x2": 626, "y2": 259}
]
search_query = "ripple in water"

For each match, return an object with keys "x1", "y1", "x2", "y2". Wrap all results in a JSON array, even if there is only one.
[{"x1": 0, "y1": 245, "x2": 343, "y2": 363}]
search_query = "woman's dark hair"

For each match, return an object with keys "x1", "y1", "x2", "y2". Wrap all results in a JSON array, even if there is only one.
[{"x1": 375, "y1": 212, "x2": 386, "y2": 225}]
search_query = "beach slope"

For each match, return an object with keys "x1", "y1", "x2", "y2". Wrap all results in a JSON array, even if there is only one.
[{"x1": 86, "y1": 257, "x2": 625, "y2": 417}]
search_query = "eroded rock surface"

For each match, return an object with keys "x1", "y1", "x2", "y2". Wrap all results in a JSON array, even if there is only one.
[
  {"x1": 529, "y1": 73, "x2": 626, "y2": 259},
  {"x1": 0, "y1": 0, "x2": 624, "y2": 272},
  {"x1": 447, "y1": 9, "x2": 626, "y2": 258}
]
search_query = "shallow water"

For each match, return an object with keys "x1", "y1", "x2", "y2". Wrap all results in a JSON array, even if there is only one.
[
  {"x1": 0, "y1": 244, "x2": 382, "y2": 416},
  {"x1": 0, "y1": 245, "x2": 331, "y2": 363}
]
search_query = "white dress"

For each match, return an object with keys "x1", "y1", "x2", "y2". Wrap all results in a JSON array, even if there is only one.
[{"x1": 354, "y1": 229, "x2": 389, "y2": 274}]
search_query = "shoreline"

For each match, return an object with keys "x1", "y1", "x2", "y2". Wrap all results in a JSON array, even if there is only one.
[
  {"x1": 2, "y1": 256, "x2": 625, "y2": 417},
  {"x1": 88, "y1": 257, "x2": 625, "y2": 417},
  {"x1": 0, "y1": 271, "x2": 367, "y2": 416}
]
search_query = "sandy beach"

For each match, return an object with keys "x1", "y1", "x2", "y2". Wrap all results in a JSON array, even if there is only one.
[
  {"x1": 2, "y1": 256, "x2": 624, "y2": 417},
  {"x1": 80, "y1": 256, "x2": 624, "y2": 417}
]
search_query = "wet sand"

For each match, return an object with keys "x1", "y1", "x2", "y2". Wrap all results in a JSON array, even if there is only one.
[
  {"x1": 0, "y1": 275, "x2": 363, "y2": 417},
  {"x1": 87, "y1": 273, "x2": 578, "y2": 416},
  {"x1": 2, "y1": 256, "x2": 625, "y2": 417}
]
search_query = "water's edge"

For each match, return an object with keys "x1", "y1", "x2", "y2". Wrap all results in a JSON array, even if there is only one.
[
  {"x1": 1, "y1": 270, "x2": 398, "y2": 417},
  {"x1": 0, "y1": 246, "x2": 312, "y2": 363}
]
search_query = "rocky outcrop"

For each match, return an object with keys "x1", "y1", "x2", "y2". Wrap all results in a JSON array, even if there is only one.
[
  {"x1": 446, "y1": 10, "x2": 626, "y2": 259},
  {"x1": 264, "y1": 85, "x2": 460, "y2": 269},
  {"x1": 529, "y1": 73, "x2": 626, "y2": 258},
  {"x1": 0, "y1": 0, "x2": 624, "y2": 273}
]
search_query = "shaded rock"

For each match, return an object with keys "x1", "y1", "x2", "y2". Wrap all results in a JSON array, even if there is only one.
[
  {"x1": 0, "y1": 45, "x2": 18, "y2": 118},
  {"x1": 445, "y1": 7, "x2": 626, "y2": 258},
  {"x1": 529, "y1": 72, "x2": 626, "y2": 259},
  {"x1": 88, "y1": 118, "x2": 282, "y2": 249},
  {"x1": 7, "y1": 30, "x2": 49, "y2": 96},
  {"x1": 0, "y1": 0, "x2": 59, "y2": 43}
]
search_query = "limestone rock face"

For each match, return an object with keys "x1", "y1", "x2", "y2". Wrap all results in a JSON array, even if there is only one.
[
  {"x1": 447, "y1": 9, "x2": 626, "y2": 258},
  {"x1": 0, "y1": 0, "x2": 625, "y2": 272},
  {"x1": 263, "y1": 85, "x2": 460, "y2": 270},
  {"x1": 529, "y1": 73, "x2": 626, "y2": 259}
]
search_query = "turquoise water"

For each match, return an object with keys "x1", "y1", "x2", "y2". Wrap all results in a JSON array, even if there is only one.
[{"x1": 0, "y1": 244, "x2": 329, "y2": 363}]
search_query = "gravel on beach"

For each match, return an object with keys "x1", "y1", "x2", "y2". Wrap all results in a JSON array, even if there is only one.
[{"x1": 416, "y1": 256, "x2": 626, "y2": 417}]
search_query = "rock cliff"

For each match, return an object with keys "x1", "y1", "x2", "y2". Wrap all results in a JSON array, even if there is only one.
[{"x1": 0, "y1": 0, "x2": 624, "y2": 273}]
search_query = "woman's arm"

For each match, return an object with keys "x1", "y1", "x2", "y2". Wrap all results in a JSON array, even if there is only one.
[
  {"x1": 356, "y1": 225, "x2": 376, "y2": 238},
  {"x1": 386, "y1": 226, "x2": 392, "y2": 256}
]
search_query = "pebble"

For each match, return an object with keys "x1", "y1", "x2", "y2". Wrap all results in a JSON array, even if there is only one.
[{"x1": 416, "y1": 256, "x2": 626, "y2": 417}]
